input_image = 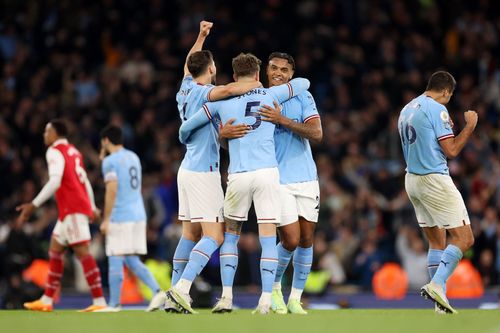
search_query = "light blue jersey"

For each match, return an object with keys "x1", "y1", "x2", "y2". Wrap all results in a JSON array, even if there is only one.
[
  {"x1": 398, "y1": 94, "x2": 454, "y2": 175},
  {"x1": 102, "y1": 148, "x2": 147, "y2": 222},
  {"x1": 275, "y1": 91, "x2": 319, "y2": 184},
  {"x1": 179, "y1": 78, "x2": 310, "y2": 173},
  {"x1": 176, "y1": 75, "x2": 220, "y2": 172}
]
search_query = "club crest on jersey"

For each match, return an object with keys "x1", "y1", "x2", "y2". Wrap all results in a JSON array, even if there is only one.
[{"x1": 440, "y1": 111, "x2": 451, "y2": 129}]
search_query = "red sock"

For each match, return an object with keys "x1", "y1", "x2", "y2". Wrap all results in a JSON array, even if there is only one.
[
  {"x1": 79, "y1": 254, "x2": 104, "y2": 298},
  {"x1": 44, "y1": 250, "x2": 64, "y2": 298}
]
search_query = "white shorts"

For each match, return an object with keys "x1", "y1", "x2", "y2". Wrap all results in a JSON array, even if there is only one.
[
  {"x1": 105, "y1": 221, "x2": 147, "y2": 256},
  {"x1": 177, "y1": 168, "x2": 224, "y2": 223},
  {"x1": 405, "y1": 173, "x2": 470, "y2": 229},
  {"x1": 52, "y1": 213, "x2": 91, "y2": 246},
  {"x1": 279, "y1": 180, "x2": 320, "y2": 227},
  {"x1": 224, "y1": 167, "x2": 280, "y2": 224}
]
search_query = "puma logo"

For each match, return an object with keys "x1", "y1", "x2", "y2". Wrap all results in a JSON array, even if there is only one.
[
  {"x1": 440, "y1": 260, "x2": 449, "y2": 267},
  {"x1": 262, "y1": 268, "x2": 275, "y2": 274},
  {"x1": 225, "y1": 264, "x2": 236, "y2": 271}
]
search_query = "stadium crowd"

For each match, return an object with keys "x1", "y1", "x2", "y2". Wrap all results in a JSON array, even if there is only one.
[{"x1": 0, "y1": 0, "x2": 499, "y2": 306}]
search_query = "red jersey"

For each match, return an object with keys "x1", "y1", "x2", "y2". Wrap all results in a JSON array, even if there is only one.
[{"x1": 52, "y1": 142, "x2": 93, "y2": 220}]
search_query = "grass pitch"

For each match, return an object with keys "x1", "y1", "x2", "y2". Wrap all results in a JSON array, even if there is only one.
[{"x1": 1, "y1": 309, "x2": 500, "y2": 333}]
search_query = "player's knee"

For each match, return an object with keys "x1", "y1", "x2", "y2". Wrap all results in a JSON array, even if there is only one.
[
  {"x1": 211, "y1": 233, "x2": 224, "y2": 246},
  {"x1": 464, "y1": 234, "x2": 474, "y2": 250},
  {"x1": 298, "y1": 235, "x2": 313, "y2": 248},
  {"x1": 282, "y1": 236, "x2": 299, "y2": 252}
]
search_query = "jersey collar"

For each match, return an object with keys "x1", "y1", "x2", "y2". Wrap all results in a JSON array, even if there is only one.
[{"x1": 52, "y1": 138, "x2": 68, "y2": 147}]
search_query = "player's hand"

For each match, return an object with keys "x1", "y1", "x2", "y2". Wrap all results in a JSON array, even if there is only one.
[
  {"x1": 16, "y1": 202, "x2": 36, "y2": 224},
  {"x1": 259, "y1": 101, "x2": 284, "y2": 125},
  {"x1": 219, "y1": 119, "x2": 248, "y2": 139},
  {"x1": 99, "y1": 147, "x2": 107, "y2": 161},
  {"x1": 100, "y1": 220, "x2": 110, "y2": 235},
  {"x1": 464, "y1": 110, "x2": 478, "y2": 129},
  {"x1": 91, "y1": 208, "x2": 102, "y2": 223},
  {"x1": 199, "y1": 21, "x2": 213, "y2": 38}
]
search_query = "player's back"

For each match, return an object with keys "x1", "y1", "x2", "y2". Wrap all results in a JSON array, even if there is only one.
[
  {"x1": 176, "y1": 76, "x2": 219, "y2": 172},
  {"x1": 398, "y1": 94, "x2": 453, "y2": 175},
  {"x1": 104, "y1": 148, "x2": 146, "y2": 222},
  {"x1": 210, "y1": 88, "x2": 279, "y2": 173},
  {"x1": 275, "y1": 91, "x2": 319, "y2": 184},
  {"x1": 51, "y1": 141, "x2": 93, "y2": 220}
]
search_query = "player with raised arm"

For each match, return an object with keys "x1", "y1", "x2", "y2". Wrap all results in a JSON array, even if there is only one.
[
  {"x1": 168, "y1": 21, "x2": 261, "y2": 313},
  {"x1": 255, "y1": 52, "x2": 322, "y2": 315},
  {"x1": 95, "y1": 125, "x2": 164, "y2": 312},
  {"x1": 398, "y1": 71, "x2": 477, "y2": 314},
  {"x1": 177, "y1": 53, "x2": 310, "y2": 314},
  {"x1": 17, "y1": 119, "x2": 107, "y2": 312}
]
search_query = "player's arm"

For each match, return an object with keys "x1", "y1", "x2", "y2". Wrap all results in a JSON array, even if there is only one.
[
  {"x1": 183, "y1": 21, "x2": 213, "y2": 77},
  {"x1": 268, "y1": 78, "x2": 310, "y2": 104},
  {"x1": 100, "y1": 159, "x2": 118, "y2": 234},
  {"x1": 439, "y1": 111, "x2": 477, "y2": 158},
  {"x1": 208, "y1": 81, "x2": 262, "y2": 102},
  {"x1": 16, "y1": 148, "x2": 64, "y2": 223},
  {"x1": 84, "y1": 177, "x2": 101, "y2": 221},
  {"x1": 260, "y1": 92, "x2": 322, "y2": 143},
  {"x1": 179, "y1": 103, "x2": 216, "y2": 144}
]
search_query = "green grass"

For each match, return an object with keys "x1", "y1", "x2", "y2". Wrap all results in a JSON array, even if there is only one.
[{"x1": 1, "y1": 309, "x2": 500, "y2": 333}]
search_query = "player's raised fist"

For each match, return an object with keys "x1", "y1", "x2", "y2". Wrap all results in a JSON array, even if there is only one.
[
  {"x1": 464, "y1": 110, "x2": 478, "y2": 128},
  {"x1": 199, "y1": 21, "x2": 213, "y2": 37}
]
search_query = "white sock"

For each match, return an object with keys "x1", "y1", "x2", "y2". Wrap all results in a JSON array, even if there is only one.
[
  {"x1": 93, "y1": 297, "x2": 107, "y2": 306},
  {"x1": 273, "y1": 282, "x2": 281, "y2": 290},
  {"x1": 259, "y1": 292, "x2": 272, "y2": 305},
  {"x1": 40, "y1": 295, "x2": 53, "y2": 305},
  {"x1": 289, "y1": 287, "x2": 303, "y2": 301},
  {"x1": 175, "y1": 278, "x2": 193, "y2": 294},
  {"x1": 221, "y1": 286, "x2": 233, "y2": 299}
]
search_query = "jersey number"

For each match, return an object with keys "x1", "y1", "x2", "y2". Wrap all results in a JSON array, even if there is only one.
[
  {"x1": 181, "y1": 103, "x2": 188, "y2": 121},
  {"x1": 129, "y1": 166, "x2": 139, "y2": 189},
  {"x1": 74, "y1": 157, "x2": 87, "y2": 184},
  {"x1": 245, "y1": 101, "x2": 261, "y2": 130},
  {"x1": 400, "y1": 122, "x2": 417, "y2": 145}
]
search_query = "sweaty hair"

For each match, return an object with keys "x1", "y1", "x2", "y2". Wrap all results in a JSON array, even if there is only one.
[
  {"x1": 49, "y1": 119, "x2": 68, "y2": 137},
  {"x1": 187, "y1": 50, "x2": 214, "y2": 78},
  {"x1": 268, "y1": 52, "x2": 296, "y2": 70},
  {"x1": 232, "y1": 53, "x2": 262, "y2": 77},
  {"x1": 100, "y1": 125, "x2": 123, "y2": 145},
  {"x1": 426, "y1": 71, "x2": 456, "y2": 93}
]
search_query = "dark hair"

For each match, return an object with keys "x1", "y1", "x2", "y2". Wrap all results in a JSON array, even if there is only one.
[
  {"x1": 426, "y1": 71, "x2": 456, "y2": 93},
  {"x1": 49, "y1": 119, "x2": 68, "y2": 137},
  {"x1": 232, "y1": 53, "x2": 262, "y2": 77},
  {"x1": 187, "y1": 50, "x2": 214, "y2": 78},
  {"x1": 268, "y1": 52, "x2": 296, "y2": 70},
  {"x1": 100, "y1": 125, "x2": 123, "y2": 145}
]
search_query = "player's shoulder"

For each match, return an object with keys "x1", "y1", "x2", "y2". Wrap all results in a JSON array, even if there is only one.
[{"x1": 422, "y1": 96, "x2": 447, "y2": 117}]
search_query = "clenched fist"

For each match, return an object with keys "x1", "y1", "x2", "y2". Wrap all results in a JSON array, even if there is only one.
[
  {"x1": 464, "y1": 110, "x2": 478, "y2": 129},
  {"x1": 199, "y1": 21, "x2": 213, "y2": 37}
]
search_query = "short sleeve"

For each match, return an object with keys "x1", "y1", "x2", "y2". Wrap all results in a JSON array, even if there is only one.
[
  {"x1": 202, "y1": 101, "x2": 220, "y2": 120},
  {"x1": 180, "y1": 75, "x2": 193, "y2": 89},
  {"x1": 300, "y1": 91, "x2": 320, "y2": 123},
  {"x1": 430, "y1": 105, "x2": 454, "y2": 141},
  {"x1": 202, "y1": 85, "x2": 216, "y2": 103},
  {"x1": 102, "y1": 158, "x2": 118, "y2": 182}
]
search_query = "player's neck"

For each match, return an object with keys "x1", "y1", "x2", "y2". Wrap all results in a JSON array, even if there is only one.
[
  {"x1": 424, "y1": 90, "x2": 444, "y2": 104},
  {"x1": 237, "y1": 77, "x2": 256, "y2": 83},
  {"x1": 108, "y1": 145, "x2": 123, "y2": 154},
  {"x1": 194, "y1": 73, "x2": 212, "y2": 85}
]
